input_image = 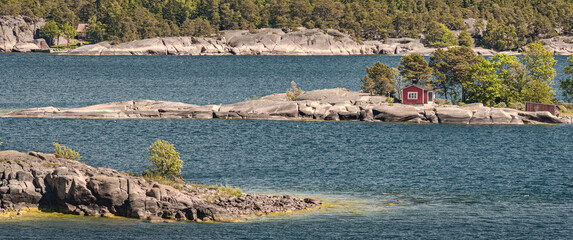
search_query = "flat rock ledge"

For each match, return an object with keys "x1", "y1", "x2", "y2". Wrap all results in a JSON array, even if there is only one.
[
  {"x1": 2, "y1": 88, "x2": 570, "y2": 125},
  {"x1": 0, "y1": 150, "x2": 320, "y2": 222}
]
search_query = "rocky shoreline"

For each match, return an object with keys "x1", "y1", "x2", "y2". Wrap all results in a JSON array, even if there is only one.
[
  {"x1": 64, "y1": 29, "x2": 447, "y2": 56},
  {"x1": 3, "y1": 15, "x2": 573, "y2": 56},
  {"x1": 0, "y1": 150, "x2": 320, "y2": 222},
  {"x1": 2, "y1": 88, "x2": 571, "y2": 124},
  {"x1": 60, "y1": 28, "x2": 573, "y2": 56}
]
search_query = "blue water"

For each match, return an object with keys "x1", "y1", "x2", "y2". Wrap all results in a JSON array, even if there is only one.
[
  {"x1": 0, "y1": 54, "x2": 572, "y2": 239},
  {"x1": 0, "y1": 54, "x2": 402, "y2": 109},
  {"x1": 0, "y1": 54, "x2": 569, "y2": 109}
]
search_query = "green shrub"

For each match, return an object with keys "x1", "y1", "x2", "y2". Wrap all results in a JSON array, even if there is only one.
[
  {"x1": 143, "y1": 173, "x2": 185, "y2": 190},
  {"x1": 145, "y1": 140, "x2": 183, "y2": 178},
  {"x1": 221, "y1": 185, "x2": 242, "y2": 198},
  {"x1": 286, "y1": 81, "x2": 303, "y2": 101},
  {"x1": 205, "y1": 184, "x2": 243, "y2": 200},
  {"x1": 508, "y1": 102, "x2": 525, "y2": 111},
  {"x1": 558, "y1": 105, "x2": 573, "y2": 116},
  {"x1": 0, "y1": 140, "x2": 3, "y2": 151},
  {"x1": 435, "y1": 98, "x2": 451, "y2": 105},
  {"x1": 458, "y1": 102, "x2": 466, "y2": 106},
  {"x1": 53, "y1": 142, "x2": 82, "y2": 161},
  {"x1": 38, "y1": 20, "x2": 60, "y2": 45},
  {"x1": 385, "y1": 97, "x2": 394, "y2": 103},
  {"x1": 494, "y1": 102, "x2": 507, "y2": 108}
]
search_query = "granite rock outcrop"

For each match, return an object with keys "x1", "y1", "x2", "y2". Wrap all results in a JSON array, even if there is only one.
[
  {"x1": 65, "y1": 28, "x2": 442, "y2": 56},
  {"x1": 0, "y1": 150, "x2": 320, "y2": 221},
  {"x1": 2, "y1": 88, "x2": 569, "y2": 125},
  {"x1": 0, "y1": 16, "x2": 45, "y2": 52}
]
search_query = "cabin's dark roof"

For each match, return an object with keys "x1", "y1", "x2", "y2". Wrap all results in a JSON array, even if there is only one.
[
  {"x1": 76, "y1": 24, "x2": 88, "y2": 32},
  {"x1": 524, "y1": 101, "x2": 557, "y2": 107},
  {"x1": 404, "y1": 84, "x2": 434, "y2": 91}
]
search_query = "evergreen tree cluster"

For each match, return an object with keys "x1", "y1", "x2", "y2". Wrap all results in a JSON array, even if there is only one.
[{"x1": 2, "y1": 0, "x2": 573, "y2": 48}]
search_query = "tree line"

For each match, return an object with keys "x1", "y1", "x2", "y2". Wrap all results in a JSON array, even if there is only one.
[
  {"x1": 362, "y1": 42, "x2": 573, "y2": 106},
  {"x1": 2, "y1": 0, "x2": 573, "y2": 49}
]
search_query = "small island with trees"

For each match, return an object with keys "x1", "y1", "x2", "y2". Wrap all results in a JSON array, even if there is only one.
[
  {"x1": 3, "y1": 46, "x2": 572, "y2": 124},
  {"x1": 0, "y1": 139, "x2": 321, "y2": 222}
]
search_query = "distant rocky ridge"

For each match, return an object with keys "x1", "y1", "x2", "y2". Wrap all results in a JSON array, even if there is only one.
[
  {"x1": 540, "y1": 37, "x2": 573, "y2": 55},
  {"x1": 2, "y1": 14, "x2": 573, "y2": 56},
  {"x1": 3, "y1": 88, "x2": 570, "y2": 124},
  {"x1": 61, "y1": 28, "x2": 570, "y2": 56},
  {"x1": 65, "y1": 28, "x2": 444, "y2": 56},
  {"x1": 0, "y1": 150, "x2": 320, "y2": 222}
]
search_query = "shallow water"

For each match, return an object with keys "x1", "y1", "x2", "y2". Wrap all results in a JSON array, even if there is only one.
[{"x1": 0, "y1": 54, "x2": 572, "y2": 239}]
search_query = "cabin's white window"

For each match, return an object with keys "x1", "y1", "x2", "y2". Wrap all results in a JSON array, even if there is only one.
[{"x1": 407, "y1": 92, "x2": 418, "y2": 99}]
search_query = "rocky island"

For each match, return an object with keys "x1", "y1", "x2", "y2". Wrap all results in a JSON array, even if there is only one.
[
  {"x1": 0, "y1": 150, "x2": 320, "y2": 222},
  {"x1": 2, "y1": 88, "x2": 571, "y2": 124}
]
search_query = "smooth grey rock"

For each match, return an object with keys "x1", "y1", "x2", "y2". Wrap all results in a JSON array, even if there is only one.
[
  {"x1": 220, "y1": 100, "x2": 299, "y2": 119},
  {"x1": 469, "y1": 107, "x2": 492, "y2": 124},
  {"x1": 435, "y1": 107, "x2": 473, "y2": 124},
  {"x1": 519, "y1": 111, "x2": 565, "y2": 124},
  {"x1": 372, "y1": 105, "x2": 422, "y2": 122},
  {"x1": 0, "y1": 16, "x2": 45, "y2": 52},
  {"x1": 295, "y1": 88, "x2": 360, "y2": 105},
  {"x1": 13, "y1": 42, "x2": 40, "y2": 52},
  {"x1": 424, "y1": 110, "x2": 439, "y2": 123},
  {"x1": 360, "y1": 107, "x2": 374, "y2": 121},
  {"x1": 460, "y1": 103, "x2": 484, "y2": 110},
  {"x1": 490, "y1": 108, "x2": 514, "y2": 124}
]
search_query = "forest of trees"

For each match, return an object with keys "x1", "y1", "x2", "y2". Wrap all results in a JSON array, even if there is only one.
[{"x1": 2, "y1": 0, "x2": 573, "y2": 49}]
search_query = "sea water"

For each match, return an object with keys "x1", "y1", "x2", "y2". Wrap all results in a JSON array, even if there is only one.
[{"x1": 0, "y1": 54, "x2": 572, "y2": 239}]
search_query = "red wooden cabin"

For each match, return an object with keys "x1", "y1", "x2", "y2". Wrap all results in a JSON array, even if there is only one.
[
  {"x1": 402, "y1": 85, "x2": 435, "y2": 104},
  {"x1": 525, "y1": 102, "x2": 560, "y2": 116}
]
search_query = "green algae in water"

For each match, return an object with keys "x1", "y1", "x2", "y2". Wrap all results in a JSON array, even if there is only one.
[
  {"x1": 242, "y1": 195, "x2": 403, "y2": 223},
  {"x1": 0, "y1": 208, "x2": 138, "y2": 225}
]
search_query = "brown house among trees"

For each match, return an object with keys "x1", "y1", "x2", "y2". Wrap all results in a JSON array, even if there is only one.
[
  {"x1": 525, "y1": 102, "x2": 560, "y2": 116},
  {"x1": 76, "y1": 24, "x2": 88, "y2": 40}
]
